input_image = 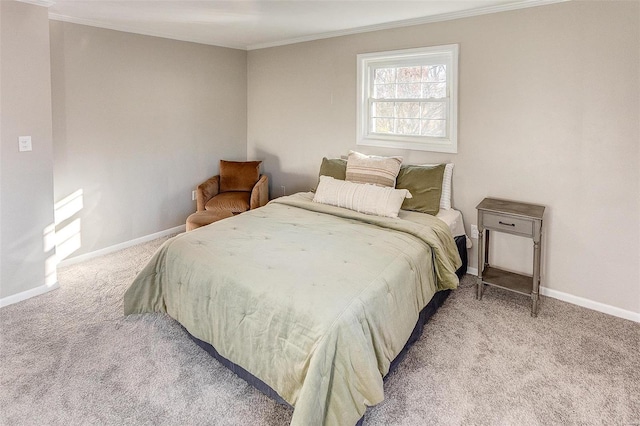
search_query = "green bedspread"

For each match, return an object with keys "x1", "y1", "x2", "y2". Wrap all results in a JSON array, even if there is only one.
[{"x1": 124, "y1": 193, "x2": 461, "y2": 426}]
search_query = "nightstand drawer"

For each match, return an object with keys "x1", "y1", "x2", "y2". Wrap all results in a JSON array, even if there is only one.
[{"x1": 482, "y1": 212, "x2": 533, "y2": 237}]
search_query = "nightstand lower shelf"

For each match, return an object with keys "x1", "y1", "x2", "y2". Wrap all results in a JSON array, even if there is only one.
[{"x1": 479, "y1": 266, "x2": 533, "y2": 296}]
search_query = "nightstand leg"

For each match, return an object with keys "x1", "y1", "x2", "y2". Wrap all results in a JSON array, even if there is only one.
[
  {"x1": 484, "y1": 229, "x2": 490, "y2": 266},
  {"x1": 477, "y1": 227, "x2": 484, "y2": 300},
  {"x1": 531, "y1": 238, "x2": 541, "y2": 317}
]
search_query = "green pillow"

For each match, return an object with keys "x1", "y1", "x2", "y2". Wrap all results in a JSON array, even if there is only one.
[
  {"x1": 319, "y1": 157, "x2": 347, "y2": 180},
  {"x1": 395, "y1": 164, "x2": 446, "y2": 215}
]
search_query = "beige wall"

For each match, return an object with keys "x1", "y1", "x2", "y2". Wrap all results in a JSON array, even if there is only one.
[
  {"x1": 248, "y1": 1, "x2": 640, "y2": 313},
  {"x1": 50, "y1": 22, "x2": 248, "y2": 257},
  {"x1": 0, "y1": 1, "x2": 57, "y2": 299}
]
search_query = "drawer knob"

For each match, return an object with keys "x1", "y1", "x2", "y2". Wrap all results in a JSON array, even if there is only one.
[{"x1": 498, "y1": 221, "x2": 515, "y2": 227}]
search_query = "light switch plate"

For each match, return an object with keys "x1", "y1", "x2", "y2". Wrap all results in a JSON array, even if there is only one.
[{"x1": 18, "y1": 136, "x2": 32, "y2": 152}]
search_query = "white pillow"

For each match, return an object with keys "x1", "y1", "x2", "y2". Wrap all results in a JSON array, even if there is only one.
[
  {"x1": 346, "y1": 151, "x2": 403, "y2": 188},
  {"x1": 424, "y1": 163, "x2": 453, "y2": 210},
  {"x1": 313, "y1": 176, "x2": 412, "y2": 218}
]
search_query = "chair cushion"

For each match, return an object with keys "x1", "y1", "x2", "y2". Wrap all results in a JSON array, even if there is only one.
[
  {"x1": 205, "y1": 191, "x2": 251, "y2": 214},
  {"x1": 220, "y1": 160, "x2": 262, "y2": 192}
]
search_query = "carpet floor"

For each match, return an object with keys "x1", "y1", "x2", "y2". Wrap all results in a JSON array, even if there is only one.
[{"x1": 1, "y1": 235, "x2": 638, "y2": 425}]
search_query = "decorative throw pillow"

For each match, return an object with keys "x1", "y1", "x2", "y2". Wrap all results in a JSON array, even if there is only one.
[
  {"x1": 345, "y1": 151, "x2": 402, "y2": 188},
  {"x1": 396, "y1": 164, "x2": 446, "y2": 216},
  {"x1": 219, "y1": 160, "x2": 261, "y2": 192},
  {"x1": 423, "y1": 163, "x2": 454, "y2": 210},
  {"x1": 319, "y1": 157, "x2": 347, "y2": 180},
  {"x1": 313, "y1": 175, "x2": 412, "y2": 218}
]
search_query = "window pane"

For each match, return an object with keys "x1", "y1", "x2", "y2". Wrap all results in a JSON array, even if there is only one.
[
  {"x1": 420, "y1": 102, "x2": 446, "y2": 119},
  {"x1": 422, "y1": 65, "x2": 447, "y2": 82},
  {"x1": 422, "y1": 83, "x2": 446, "y2": 99},
  {"x1": 372, "y1": 118, "x2": 393, "y2": 133},
  {"x1": 397, "y1": 66, "x2": 422, "y2": 83},
  {"x1": 371, "y1": 102, "x2": 395, "y2": 117},
  {"x1": 397, "y1": 83, "x2": 421, "y2": 99},
  {"x1": 396, "y1": 119, "x2": 420, "y2": 135},
  {"x1": 421, "y1": 119, "x2": 446, "y2": 137},
  {"x1": 396, "y1": 102, "x2": 420, "y2": 119},
  {"x1": 374, "y1": 68, "x2": 396, "y2": 84},
  {"x1": 373, "y1": 84, "x2": 395, "y2": 99}
]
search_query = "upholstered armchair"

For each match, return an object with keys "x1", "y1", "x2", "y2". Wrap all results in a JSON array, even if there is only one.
[{"x1": 196, "y1": 160, "x2": 269, "y2": 215}]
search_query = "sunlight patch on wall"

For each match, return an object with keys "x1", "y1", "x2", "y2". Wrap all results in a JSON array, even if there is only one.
[
  {"x1": 55, "y1": 189, "x2": 83, "y2": 224},
  {"x1": 43, "y1": 223, "x2": 56, "y2": 253},
  {"x1": 56, "y1": 218, "x2": 81, "y2": 261},
  {"x1": 43, "y1": 223, "x2": 58, "y2": 287},
  {"x1": 54, "y1": 189, "x2": 83, "y2": 262}
]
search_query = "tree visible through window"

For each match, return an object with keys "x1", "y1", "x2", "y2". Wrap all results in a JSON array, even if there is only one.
[{"x1": 357, "y1": 45, "x2": 458, "y2": 153}]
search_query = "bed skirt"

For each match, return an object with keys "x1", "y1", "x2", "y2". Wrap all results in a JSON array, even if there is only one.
[{"x1": 454, "y1": 235, "x2": 468, "y2": 278}]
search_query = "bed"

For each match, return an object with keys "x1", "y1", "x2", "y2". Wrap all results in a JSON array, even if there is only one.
[{"x1": 124, "y1": 191, "x2": 462, "y2": 425}]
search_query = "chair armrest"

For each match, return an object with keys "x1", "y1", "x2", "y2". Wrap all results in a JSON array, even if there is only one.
[
  {"x1": 250, "y1": 175, "x2": 269, "y2": 209},
  {"x1": 197, "y1": 175, "x2": 220, "y2": 211}
]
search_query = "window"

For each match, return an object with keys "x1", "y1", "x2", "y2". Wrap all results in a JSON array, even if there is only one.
[{"x1": 357, "y1": 44, "x2": 459, "y2": 153}]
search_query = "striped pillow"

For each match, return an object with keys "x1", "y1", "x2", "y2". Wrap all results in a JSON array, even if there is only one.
[
  {"x1": 345, "y1": 151, "x2": 402, "y2": 188},
  {"x1": 313, "y1": 176, "x2": 412, "y2": 218}
]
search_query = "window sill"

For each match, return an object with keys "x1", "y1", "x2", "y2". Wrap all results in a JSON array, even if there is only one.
[{"x1": 357, "y1": 136, "x2": 458, "y2": 153}]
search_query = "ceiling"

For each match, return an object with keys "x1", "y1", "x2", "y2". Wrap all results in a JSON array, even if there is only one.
[{"x1": 41, "y1": 0, "x2": 562, "y2": 50}]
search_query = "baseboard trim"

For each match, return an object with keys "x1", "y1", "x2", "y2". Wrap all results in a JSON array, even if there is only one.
[
  {"x1": 58, "y1": 225, "x2": 185, "y2": 268},
  {"x1": 0, "y1": 226, "x2": 184, "y2": 308},
  {"x1": 0, "y1": 282, "x2": 60, "y2": 308},
  {"x1": 465, "y1": 268, "x2": 639, "y2": 323},
  {"x1": 539, "y1": 287, "x2": 639, "y2": 323}
]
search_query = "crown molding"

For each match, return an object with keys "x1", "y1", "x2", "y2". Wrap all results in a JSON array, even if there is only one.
[
  {"x1": 47, "y1": 13, "x2": 246, "y2": 51},
  {"x1": 247, "y1": 0, "x2": 569, "y2": 51},
  {"x1": 18, "y1": 0, "x2": 55, "y2": 7}
]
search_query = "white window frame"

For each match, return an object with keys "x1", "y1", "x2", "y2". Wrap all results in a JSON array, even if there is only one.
[{"x1": 356, "y1": 44, "x2": 459, "y2": 153}]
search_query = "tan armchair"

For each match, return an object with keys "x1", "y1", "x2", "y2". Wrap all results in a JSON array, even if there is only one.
[{"x1": 196, "y1": 160, "x2": 269, "y2": 215}]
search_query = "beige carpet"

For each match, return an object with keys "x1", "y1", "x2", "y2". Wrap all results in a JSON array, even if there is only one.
[{"x1": 1, "y1": 234, "x2": 638, "y2": 425}]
